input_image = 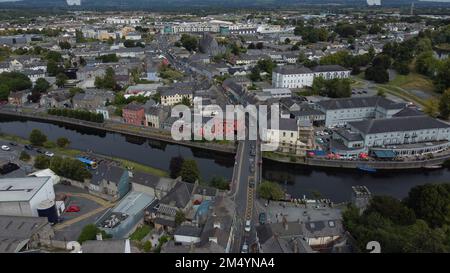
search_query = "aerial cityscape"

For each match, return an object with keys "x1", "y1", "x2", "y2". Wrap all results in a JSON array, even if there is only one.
[{"x1": 0, "y1": 0, "x2": 449, "y2": 260}]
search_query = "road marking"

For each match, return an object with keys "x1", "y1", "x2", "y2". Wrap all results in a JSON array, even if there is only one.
[{"x1": 54, "y1": 204, "x2": 113, "y2": 231}]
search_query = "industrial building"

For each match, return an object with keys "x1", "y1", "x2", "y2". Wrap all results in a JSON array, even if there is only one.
[
  {"x1": 0, "y1": 177, "x2": 56, "y2": 219},
  {"x1": 96, "y1": 191, "x2": 156, "y2": 238}
]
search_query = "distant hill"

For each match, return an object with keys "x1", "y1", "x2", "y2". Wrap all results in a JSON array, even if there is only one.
[{"x1": 0, "y1": 0, "x2": 448, "y2": 10}]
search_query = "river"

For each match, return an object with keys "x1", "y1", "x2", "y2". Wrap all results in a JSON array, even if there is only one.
[{"x1": 1, "y1": 115, "x2": 450, "y2": 203}]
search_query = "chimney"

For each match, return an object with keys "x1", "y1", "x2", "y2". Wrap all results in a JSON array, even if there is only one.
[{"x1": 96, "y1": 233, "x2": 103, "y2": 241}]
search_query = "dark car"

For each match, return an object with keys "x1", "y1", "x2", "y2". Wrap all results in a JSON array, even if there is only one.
[
  {"x1": 259, "y1": 213, "x2": 266, "y2": 225},
  {"x1": 36, "y1": 149, "x2": 44, "y2": 154},
  {"x1": 24, "y1": 145, "x2": 33, "y2": 150},
  {"x1": 249, "y1": 177, "x2": 255, "y2": 188},
  {"x1": 9, "y1": 142, "x2": 18, "y2": 146}
]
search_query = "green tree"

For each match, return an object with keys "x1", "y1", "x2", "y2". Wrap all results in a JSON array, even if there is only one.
[
  {"x1": 169, "y1": 156, "x2": 184, "y2": 179},
  {"x1": 19, "y1": 151, "x2": 30, "y2": 162},
  {"x1": 59, "y1": 41, "x2": 71, "y2": 50},
  {"x1": 257, "y1": 181, "x2": 284, "y2": 201},
  {"x1": 210, "y1": 176, "x2": 229, "y2": 190},
  {"x1": 34, "y1": 155, "x2": 50, "y2": 169},
  {"x1": 404, "y1": 183, "x2": 450, "y2": 228},
  {"x1": 78, "y1": 224, "x2": 111, "y2": 243},
  {"x1": 142, "y1": 241, "x2": 152, "y2": 252},
  {"x1": 423, "y1": 98, "x2": 440, "y2": 118},
  {"x1": 0, "y1": 84, "x2": 9, "y2": 100},
  {"x1": 180, "y1": 159, "x2": 200, "y2": 183},
  {"x1": 0, "y1": 71, "x2": 32, "y2": 91},
  {"x1": 439, "y1": 89, "x2": 450, "y2": 119},
  {"x1": 55, "y1": 73, "x2": 68, "y2": 88},
  {"x1": 29, "y1": 129, "x2": 47, "y2": 146},
  {"x1": 175, "y1": 210, "x2": 186, "y2": 226},
  {"x1": 33, "y1": 78, "x2": 50, "y2": 93},
  {"x1": 56, "y1": 137, "x2": 70, "y2": 148},
  {"x1": 180, "y1": 34, "x2": 198, "y2": 52}
]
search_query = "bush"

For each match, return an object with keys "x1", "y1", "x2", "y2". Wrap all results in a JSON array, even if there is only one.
[
  {"x1": 210, "y1": 176, "x2": 229, "y2": 190},
  {"x1": 257, "y1": 181, "x2": 284, "y2": 201},
  {"x1": 56, "y1": 137, "x2": 70, "y2": 148},
  {"x1": 142, "y1": 241, "x2": 152, "y2": 252},
  {"x1": 78, "y1": 224, "x2": 111, "y2": 244},
  {"x1": 19, "y1": 151, "x2": 30, "y2": 162},
  {"x1": 29, "y1": 129, "x2": 47, "y2": 146},
  {"x1": 34, "y1": 155, "x2": 50, "y2": 169}
]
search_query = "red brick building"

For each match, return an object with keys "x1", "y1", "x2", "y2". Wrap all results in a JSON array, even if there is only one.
[{"x1": 122, "y1": 102, "x2": 145, "y2": 126}]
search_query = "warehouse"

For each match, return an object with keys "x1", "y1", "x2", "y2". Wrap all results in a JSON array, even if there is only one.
[{"x1": 0, "y1": 177, "x2": 55, "y2": 217}]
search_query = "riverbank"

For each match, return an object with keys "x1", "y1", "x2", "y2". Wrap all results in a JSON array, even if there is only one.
[
  {"x1": 0, "y1": 109, "x2": 237, "y2": 154},
  {"x1": 263, "y1": 150, "x2": 450, "y2": 170},
  {"x1": 0, "y1": 133, "x2": 169, "y2": 177}
]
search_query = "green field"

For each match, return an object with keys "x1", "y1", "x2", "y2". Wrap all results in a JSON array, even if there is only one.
[{"x1": 389, "y1": 73, "x2": 435, "y2": 94}]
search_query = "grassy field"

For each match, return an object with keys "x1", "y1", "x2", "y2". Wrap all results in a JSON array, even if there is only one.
[{"x1": 388, "y1": 73, "x2": 435, "y2": 94}]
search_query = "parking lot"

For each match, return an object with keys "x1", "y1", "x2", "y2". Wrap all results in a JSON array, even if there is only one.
[{"x1": 53, "y1": 184, "x2": 112, "y2": 241}]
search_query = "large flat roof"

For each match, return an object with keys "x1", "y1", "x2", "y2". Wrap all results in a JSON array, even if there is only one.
[{"x1": 0, "y1": 177, "x2": 51, "y2": 202}]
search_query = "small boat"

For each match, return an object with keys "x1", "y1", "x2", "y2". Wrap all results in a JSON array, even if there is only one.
[
  {"x1": 424, "y1": 165, "x2": 442, "y2": 169},
  {"x1": 357, "y1": 165, "x2": 377, "y2": 173}
]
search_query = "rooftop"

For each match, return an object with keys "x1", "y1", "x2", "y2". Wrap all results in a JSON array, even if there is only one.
[
  {"x1": 0, "y1": 177, "x2": 52, "y2": 202},
  {"x1": 349, "y1": 116, "x2": 450, "y2": 135}
]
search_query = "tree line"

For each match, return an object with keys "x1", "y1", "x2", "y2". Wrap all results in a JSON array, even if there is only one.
[{"x1": 47, "y1": 108, "x2": 105, "y2": 123}]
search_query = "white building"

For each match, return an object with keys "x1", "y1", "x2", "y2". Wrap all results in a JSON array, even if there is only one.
[
  {"x1": 0, "y1": 177, "x2": 55, "y2": 217},
  {"x1": 272, "y1": 65, "x2": 351, "y2": 89},
  {"x1": 333, "y1": 116, "x2": 450, "y2": 156},
  {"x1": 316, "y1": 96, "x2": 406, "y2": 127}
]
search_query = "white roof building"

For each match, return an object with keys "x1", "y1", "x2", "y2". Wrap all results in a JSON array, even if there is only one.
[{"x1": 0, "y1": 177, "x2": 55, "y2": 217}]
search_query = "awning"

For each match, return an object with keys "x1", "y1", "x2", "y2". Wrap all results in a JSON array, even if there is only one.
[{"x1": 372, "y1": 150, "x2": 396, "y2": 158}]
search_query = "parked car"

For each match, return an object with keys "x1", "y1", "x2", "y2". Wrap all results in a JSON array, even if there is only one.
[
  {"x1": 9, "y1": 142, "x2": 17, "y2": 146},
  {"x1": 249, "y1": 177, "x2": 255, "y2": 188},
  {"x1": 259, "y1": 212, "x2": 266, "y2": 225},
  {"x1": 66, "y1": 205, "x2": 80, "y2": 213},
  {"x1": 45, "y1": 151, "x2": 54, "y2": 157},
  {"x1": 241, "y1": 242, "x2": 249, "y2": 253},
  {"x1": 245, "y1": 220, "x2": 251, "y2": 232},
  {"x1": 1, "y1": 145, "x2": 10, "y2": 151},
  {"x1": 24, "y1": 145, "x2": 33, "y2": 150}
]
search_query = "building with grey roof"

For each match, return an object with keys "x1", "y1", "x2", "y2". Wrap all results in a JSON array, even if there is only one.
[
  {"x1": 81, "y1": 239, "x2": 132, "y2": 253},
  {"x1": 0, "y1": 215, "x2": 54, "y2": 253},
  {"x1": 316, "y1": 96, "x2": 406, "y2": 127},
  {"x1": 333, "y1": 116, "x2": 450, "y2": 156},
  {"x1": 89, "y1": 163, "x2": 130, "y2": 201}
]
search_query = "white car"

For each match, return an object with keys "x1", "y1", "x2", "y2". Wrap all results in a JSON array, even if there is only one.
[
  {"x1": 1, "y1": 145, "x2": 10, "y2": 151},
  {"x1": 241, "y1": 242, "x2": 249, "y2": 253},
  {"x1": 244, "y1": 220, "x2": 251, "y2": 232},
  {"x1": 45, "y1": 151, "x2": 54, "y2": 157}
]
